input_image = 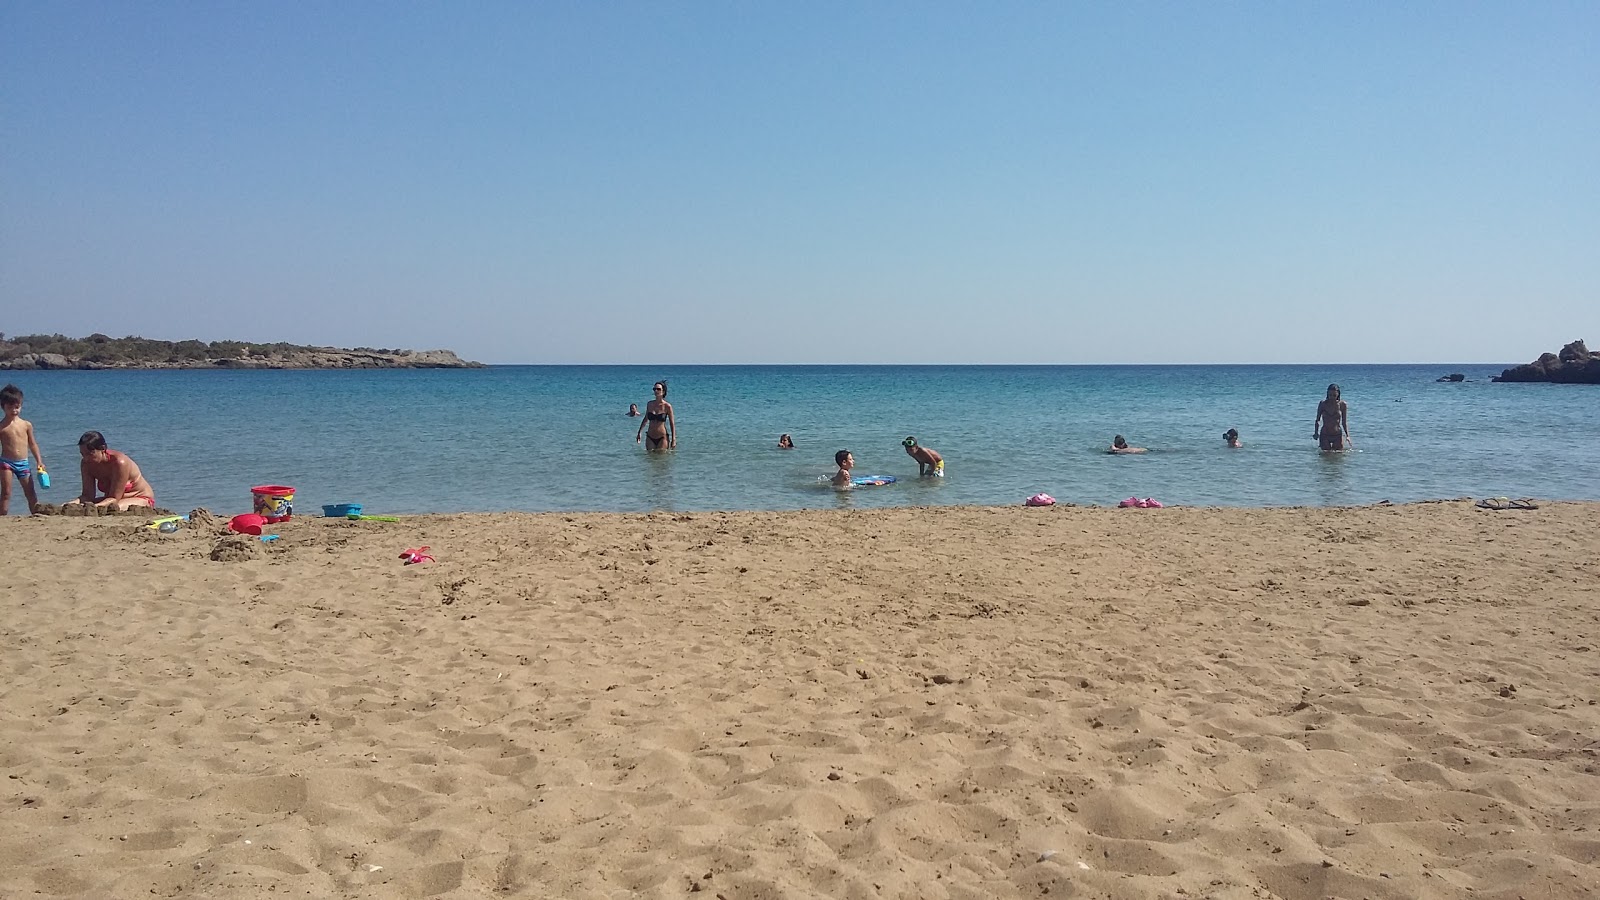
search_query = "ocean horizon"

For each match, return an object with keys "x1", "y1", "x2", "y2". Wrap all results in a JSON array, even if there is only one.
[{"x1": 6, "y1": 363, "x2": 1597, "y2": 517}]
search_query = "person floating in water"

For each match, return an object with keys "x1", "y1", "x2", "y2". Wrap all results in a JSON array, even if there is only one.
[
  {"x1": 901, "y1": 436, "x2": 943, "y2": 476},
  {"x1": 832, "y1": 449, "x2": 854, "y2": 487},
  {"x1": 1314, "y1": 384, "x2": 1353, "y2": 451},
  {"x1": 778, "y1": 433, "x2": 794, "y2": 449},
  {"x1": 627, "y1": 403, "x2": 639, "y2": 418},
  {"x1": 635, "y1": 380, "x2": 675, "y2": 451},
  {"x1": 1108, "y1": 435, "x2": 1147, "y2": 454},
  {"x1": 1223, "y1": 428, "x2": 1242, "y2": 448}
]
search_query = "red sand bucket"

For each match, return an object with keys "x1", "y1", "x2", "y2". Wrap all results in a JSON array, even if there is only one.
[{"x1": 251, "y1": 485, "x2": 296, "y2": 523}]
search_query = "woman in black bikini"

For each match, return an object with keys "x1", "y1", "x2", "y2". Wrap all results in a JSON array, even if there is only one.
[
  {"x1": 1314, "y1": 384, "x2": 1352, "y2": 451},
  {"x1": 635, "y1": 380, "x2": 676, "y2": 451}
]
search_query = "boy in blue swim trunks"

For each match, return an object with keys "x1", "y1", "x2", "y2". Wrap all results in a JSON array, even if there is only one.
[{"x1": 0, "y1": 384, "x2": 45, "y2": 515}]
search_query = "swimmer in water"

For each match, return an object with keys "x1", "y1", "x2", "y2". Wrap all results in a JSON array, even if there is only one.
[
  {"x1": 901, "y1": 436, "x2": 944, "y2": 476},
  {"x1": 635, "y1": 380, "x2": 676, "y2": 451},
  {"x1": 1108, "y1": 435, "x2": 1147, "y2": 454},
  {"x1": 831, "y1": 449, "x2": 854, "y2": 487},
  {"x1": 1314, "y1": 384, "x2": 1353, "y2": 451},
  {"x1": 778, "y1": 433, "x2": 794, "y2": 449},
  {"x1": 1223, "y1": 428, "x2": 1242, "y2": 448}
]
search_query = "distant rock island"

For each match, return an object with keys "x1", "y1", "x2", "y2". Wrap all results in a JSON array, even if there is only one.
[
  {"x1": 1493, "y1": 339, "x2": 1600, "y2": 384},
  {"x1": 0, "y1": 333, "x2": 482, "y2": 370}
]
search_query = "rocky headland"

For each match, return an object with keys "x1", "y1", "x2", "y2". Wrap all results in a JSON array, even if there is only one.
[
  {"x1": 1493, "y1": 339, "x2": 1600, "y2": 384},
  {"x1": 0, "y1": 334, "x2": 482, "y2": 370}
]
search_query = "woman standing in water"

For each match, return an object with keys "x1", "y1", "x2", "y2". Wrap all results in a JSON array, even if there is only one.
[
  {"x1": 635, "y1": 380, "x2": 676, "y2": 451},
  {"x1": 1314, "y1": 384, "x2": 1353, "y2": 451}
]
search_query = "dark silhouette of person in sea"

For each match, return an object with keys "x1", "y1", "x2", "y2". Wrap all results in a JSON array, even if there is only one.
[{"x1": 1314, "y1": 384, "x2": 1353, "y2": 451}]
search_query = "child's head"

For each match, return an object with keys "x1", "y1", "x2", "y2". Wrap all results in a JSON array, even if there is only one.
[
  {"x1": 779, "y1": 433, "x2": 793, "y2": 447},
  {"x1": 902, "y1": 436, "x2": 917, "y2": 453},
  {"x1": 834, "y1": 449, "x2": 853, "y2": 469},
  {"x1": 1224, "y1": 428, "x2": 1239, "y2": 442},
  {"x1": 1112, "y1": 435, "x2": 1127, "y2": 449},
  {"x1": 0, "y1": 383, "x2": 21, "y2": 413}
]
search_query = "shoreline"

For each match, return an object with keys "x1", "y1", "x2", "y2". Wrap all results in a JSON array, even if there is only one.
[{"x1": 2, "y1": 500, "x2": 1597, "y2": 897}]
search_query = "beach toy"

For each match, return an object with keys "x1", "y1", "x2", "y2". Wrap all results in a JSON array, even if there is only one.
[
  {"x1": 250, "y1": 485, "x2": 296, "y2": 523},
  {"x1": 158, "y1": 520, "x2": 180, "y2": 534},
  {"x1": 348, "y1": 513, "x2": 399, "y2": 522},
  {"x1": 229, "y1": 513, "x2": 267, "y2": 535},
  {"x1": 146, "y1": 514, "x2": 189, "y2": 530},
  {"x1": 322, "y1": 503, "x2": 362, "y2": 518},
  {"x1": 36, "y1": 465, "x2": 49, "y2": 489},
  {"x1": 399, "y1": 546, "x2": 433, "y2": 565},
  {"x1": 1024, "y1": 493, "x2": 1055, "y2": 507},
  {"x1": 260, "y1": 534, "x2": 279, "y2": 543}
]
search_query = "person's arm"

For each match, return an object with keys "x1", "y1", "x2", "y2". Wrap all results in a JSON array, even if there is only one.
[
  {"x1": 78, "y1": 458, "x2": 95, "y2": 503},
  {"x1": 1341, "y1": 402, "x2": 1353, "y2": 446},
  {"x1": 25, "y1": 422, "x2": 43, "y2": 473},
  {"x1": 1313, "y1": 403, "x2": 1324, "y2": 437},
  {"x1": 666, "y1": 402, "x2": 676, "y2": 448},
  {"x1": 636, "y1": 414, "x2": 646, "y2": 443}
]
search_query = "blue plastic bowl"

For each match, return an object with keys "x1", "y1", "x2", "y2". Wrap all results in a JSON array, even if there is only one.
[{"x1": 322, "y1": 503, "x2": 362, "y2": 518}]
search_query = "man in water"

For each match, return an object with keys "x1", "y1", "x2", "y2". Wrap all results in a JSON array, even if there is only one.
[{"x1": 902, "y1": 436, "x2": 944, "y2": 476}]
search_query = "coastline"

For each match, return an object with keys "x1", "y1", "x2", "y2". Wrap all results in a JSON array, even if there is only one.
[{"x1": 2, "y1": 501, "x2": 1596, "y2": 897}]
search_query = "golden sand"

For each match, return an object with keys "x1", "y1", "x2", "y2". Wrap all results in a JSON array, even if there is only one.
[{"x1": 1, "y1": 501, "x2": 1597, "y2": 898}]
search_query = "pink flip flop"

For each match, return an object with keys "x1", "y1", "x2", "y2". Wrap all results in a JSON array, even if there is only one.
[{"x1": 399, "y1": 546, "x2": 434, "y2": 565}]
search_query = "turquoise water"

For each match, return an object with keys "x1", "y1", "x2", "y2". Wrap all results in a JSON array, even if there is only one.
[{"x1": 6, "y1": 365, "x2": 1597, "y2": 516}]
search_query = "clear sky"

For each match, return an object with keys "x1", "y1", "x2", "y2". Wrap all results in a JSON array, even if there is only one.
[{"x1": 3, "y1": 2, "x2": 1596, "y2": 364}]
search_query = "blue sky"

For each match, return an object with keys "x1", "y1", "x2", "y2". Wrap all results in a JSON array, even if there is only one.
[{"x1": 3, "y1": 2, "x2": 1595, "y2": 364}]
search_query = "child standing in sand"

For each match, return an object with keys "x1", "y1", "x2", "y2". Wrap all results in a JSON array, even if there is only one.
[{"x1": 0, "y1": 384, "x2": 45, "y2": 515}]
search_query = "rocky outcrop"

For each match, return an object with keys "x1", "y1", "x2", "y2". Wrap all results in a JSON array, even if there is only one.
[
  {"x1": 0, "y1": 344, "x2": 481, "y2": 370},
  {"x1": 1436, "y1": 373, "x2": 1465, "y2": 382},
  {"x1": 1493, "y1": 340, "x2": 1600, "y2": 384}
]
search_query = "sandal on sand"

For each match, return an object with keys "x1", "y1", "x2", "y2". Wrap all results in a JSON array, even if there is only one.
[{"x1": 1477, "y1": 497, "x2": 1539, "y2": 510}]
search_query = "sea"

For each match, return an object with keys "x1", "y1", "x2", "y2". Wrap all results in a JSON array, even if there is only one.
[{"x1": 6, "y1": 365, "x2": 1598, "y2": 517}]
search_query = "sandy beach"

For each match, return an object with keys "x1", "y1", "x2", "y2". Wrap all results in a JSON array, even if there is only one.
[{"x1": 1, "y1": 501, "x2": 1597, "y2": 899}]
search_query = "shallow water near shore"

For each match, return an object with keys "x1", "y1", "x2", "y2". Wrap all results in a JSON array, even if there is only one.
[{"x1": 8, "y1": 364, "x2": 1599, "y2": 515}]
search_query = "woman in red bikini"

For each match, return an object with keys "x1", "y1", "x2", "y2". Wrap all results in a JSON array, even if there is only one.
[{"x1": 66, "y1": 431, "x2": 156, "y2": 510}]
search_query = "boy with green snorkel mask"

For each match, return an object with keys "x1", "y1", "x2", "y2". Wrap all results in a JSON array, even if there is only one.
[{"x1": 902, "y1": 436, "x2": 944, "y2": 477}]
